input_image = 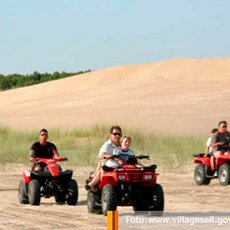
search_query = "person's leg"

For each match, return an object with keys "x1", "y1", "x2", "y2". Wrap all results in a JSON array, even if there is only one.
[
  {"x1": 92, "y1": 170, "x2": 101, "y2": 186},
  {"x1": 87, "y1": 169, "x2": 101, "y2": 189},
  {"x1": 34, "y1": 164, "x2": 43, "y2": 171},
  {"x1": 57, "y1": 164, "x2": 62, "y2": 171},
  {"x1": 210, "y1": 156, "x2": 215, "y2": 171},
  {"x1": 100, "y1": 168, "x2": 106, "y2": 181},
  {"x1": 86, "y1": 170, "x2": 101, "y2": 191},
  {"x1": 91, "y1": 160, "x2": 102, "y2": 178},
  {"x1": 215, "y1": 151, "x2": 223, "y2": 167}
]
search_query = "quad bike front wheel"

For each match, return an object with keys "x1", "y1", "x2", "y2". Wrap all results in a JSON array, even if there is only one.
[
  {"x1": 149, "y1": 183, "x2": 164, "y2": 216},
  {"x1": 218, "y1": 164, "x2": 230, "y2": 186},
  {"x1": 55, "y1": 193, "x2": 66, "y2": 204},
  {"x1": 28, "y1": 179, "x2": 41, "y2": 205},
  {"x1": 66, "y1": 179, "x2": 78, "y2": 205},
  {"x1": 133, "y1": 206, "x2": 149, "y2": 215},
  {"x1": 101, "y1": 184, "x2": 117, "y2": 216},
  {"x1": 18, "y1": 180, "x2": 29, "y2": 204},
  {"x1": 133, "y1": 196, "x2": 149, "y2": 214},
  {"x1": 194, "y1": 164, "x2": 211, "y2": 185}
]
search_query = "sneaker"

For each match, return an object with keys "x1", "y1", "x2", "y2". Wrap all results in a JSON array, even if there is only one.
[
  {"x1": 85, "y1": 183, "x2": 91, "y2": 190},
  {"x1": 85, "y1": 183, "x2": 95, "y2": 192}
]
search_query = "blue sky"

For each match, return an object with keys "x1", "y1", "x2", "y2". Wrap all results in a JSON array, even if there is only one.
[{"x1": 0, "y1": 0, "x2": 230, "y2": 75}]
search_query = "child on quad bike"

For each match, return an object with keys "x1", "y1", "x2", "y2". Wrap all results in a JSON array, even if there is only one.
[
  {"x1": 204, "y1": 128, "x2": 218, "y2": 170},
  {"x1": 111, "y1": 135, "x2": 144, "y2": 168},
  {"x1": 29, "y1": 129, "x2": 67, "y2": 171},
  {"x1": 86, "y1": 135, "x2": 139, "y2": 190}
]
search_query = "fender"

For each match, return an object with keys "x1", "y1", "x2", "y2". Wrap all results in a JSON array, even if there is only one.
[
  {"x1": 216, "y1": 155, "x2": 230, "y2": 166},
  {"x1": 47, "y1": 163, "x2": 60, "y2": 177},
  {"x1": 22, "y1": 170, "x2": 31, "y2": 184},
  {"x1": 98, "y1": 172, "x2": 117, "y2": 189},
  {"x1": 194, "y1": 157, "x2": 211, "y2": 166}
]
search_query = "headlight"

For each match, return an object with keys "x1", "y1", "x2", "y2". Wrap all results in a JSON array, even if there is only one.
[
  {"x1": 118, "y1": 175, "x2": 126, "y2": 180},
  {"x1": 144, "y1": 175, "x2": 153, "y2": 180}
]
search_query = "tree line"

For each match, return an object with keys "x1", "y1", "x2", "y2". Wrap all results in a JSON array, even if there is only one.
[{"x1": 0, "y1": 70, "x2": 91, "y2": 90}]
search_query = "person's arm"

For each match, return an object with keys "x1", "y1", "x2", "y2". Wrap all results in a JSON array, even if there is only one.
[
  {"x1": 211, "y1": 133, "x2": 224, "y2": 147},
  {"x1": 204, "y1": 138, "x2": 211, "y2": 157},
  {"x1": 204, "y1": 146, "x2": 210, "y2": 157},
  {"x1": 29, "y1": 147, "x2": 36, "y2": 170},
  {"x1": 52, "y1": 145, "x2": 60, "y2": 158},
  {"x1": 29, "y1": 149, "x2": 36, "y2": 162},
  {"x1": 100, "y1": 152, "x2": 111, "y2": 159},
  {"x1": 211, "y1": 142, "x2": 224, "y2": 147}
]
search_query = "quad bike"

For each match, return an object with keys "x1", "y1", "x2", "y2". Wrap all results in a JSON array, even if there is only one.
[
  {"x1": 18, "y1": 157, "x2": 78, "y2": 205},
  {"x1": 193, "y1": 151, "x2": 230, "y2": 186},
  {"x1": 86, "y1": 155, "x2": 164, "y2": 216}
]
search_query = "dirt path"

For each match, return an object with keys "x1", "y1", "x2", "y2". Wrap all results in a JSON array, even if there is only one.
[{"x1": 0, "y1": 164, "x2": 229, "y2": 230}]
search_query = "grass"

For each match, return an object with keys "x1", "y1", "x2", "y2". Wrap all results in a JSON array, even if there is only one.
[{"x1": 0, "y1": 125, "x2": 206, "y2": 170}]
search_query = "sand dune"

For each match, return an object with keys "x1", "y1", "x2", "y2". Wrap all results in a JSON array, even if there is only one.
[{"x1": 1, "y1": 58, "x2": 230, "y2": 135}]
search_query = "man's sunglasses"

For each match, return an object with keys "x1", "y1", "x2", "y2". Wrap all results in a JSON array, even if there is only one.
[
  {"x1": 112, "y1": 133, "x2": 121, "y2": 136},
  {"x1": 222, "y1": 126, "x2": 227, "y2": 128}
]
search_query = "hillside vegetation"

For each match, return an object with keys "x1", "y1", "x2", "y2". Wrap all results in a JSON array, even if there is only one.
[{"x1": 0, "y1": 70, "x2": 91, "y2": 90}]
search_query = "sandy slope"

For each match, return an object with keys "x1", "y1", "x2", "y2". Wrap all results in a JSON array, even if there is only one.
[{"x1": 1, "y1": 58, "x2": 230, "y2": 134}]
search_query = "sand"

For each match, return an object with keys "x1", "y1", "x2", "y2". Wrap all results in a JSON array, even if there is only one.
[
  {"x1": 1, "y1": 60, "x2": 230, "y2": 229},
  {"x1": 1, "y1": 58, "x2": 230, "y2": 135},
  {"x1": 0, "y1": 165, "x2": 229, "y2": 230}
]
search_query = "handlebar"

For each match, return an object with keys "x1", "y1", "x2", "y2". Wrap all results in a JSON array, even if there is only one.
[
  {"x1": 110, "y1": 154, "x2": 150, "y2": 160},
  {"x1": 135, "y1": 155, "x2": 150, "y2": 160},
  {"x1": 34, "y1": 157, "x2": 68, "y2": 163},
  {"x1": 193, "y1": 153, "x2": 205, "y2": 158}
]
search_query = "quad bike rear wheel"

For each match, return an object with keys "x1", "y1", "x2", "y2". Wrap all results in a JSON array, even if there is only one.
[
  {"x1": 101, "y1": 184, "x2": 117, "y2": 216},
  {"x1": 28, "y1": 179, "x2": 41, "y2": 205},
  {"x1": 194, "y1": 164, "x2": 211, "y2": 185},
  {"x1": 133, "y1": 184, "x2": 164, "y2": 216},
  {"x1": 18, "y1": 180, "x2": 29, "y2": 204},
  {"x1": 218, "y1": 164, "x2": 230, "y2": 186},
  {"x1": 66, "y1": 179, "x2": 78, "y2": 205}
]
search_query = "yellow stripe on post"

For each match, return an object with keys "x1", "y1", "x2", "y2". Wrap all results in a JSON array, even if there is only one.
[{"x1": 107, "y1": 211, "x2": 118, "y2": 230}]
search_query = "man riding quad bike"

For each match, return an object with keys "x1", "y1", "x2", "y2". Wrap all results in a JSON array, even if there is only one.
[
  {"x1": 194, "y1": 121, "x2": 230, "y2": 186},
  {"x1": 85, "y1": 154, "x2": 164, "y2": 216},
  {"x1": 193, "y1": 151, "x2": 230, "y2": 186},
  {"x1": 18, "y1": 157, "x2": 78, "y2": 205},
  {"x1": 18, "y1": 128, "x2": 78, "y2": 205}
]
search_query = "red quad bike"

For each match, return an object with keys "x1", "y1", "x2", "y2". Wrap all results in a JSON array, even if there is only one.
[
  {"x1": 86, "y1": 155, "x2": 164, "y2": 216},
  {"x1": 18, "y1": 157, "x2": 78, "y2": 205},
  {"x1": 193, "y1": 151, "x2": 230, "y2": 186}
]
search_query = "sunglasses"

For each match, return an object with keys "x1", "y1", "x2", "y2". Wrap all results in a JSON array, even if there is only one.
[
  {"x1": 222, "y1": 126, "x2": 227, "y2": 128},
  {"x1": 112, "y1": 133, "x2": 121, "y2": 136}
]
